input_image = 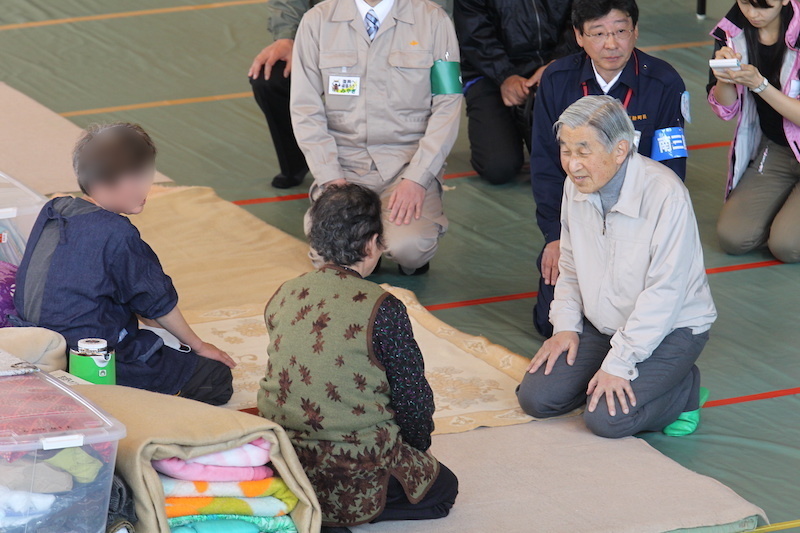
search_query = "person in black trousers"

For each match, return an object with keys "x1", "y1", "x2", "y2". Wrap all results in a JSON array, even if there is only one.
[
  {"x1": 247, "y1": 0, "x2": 321, "y2": 189},
  {"x1": 454, "y1": 0, "x2": 576, "y2": 185}
]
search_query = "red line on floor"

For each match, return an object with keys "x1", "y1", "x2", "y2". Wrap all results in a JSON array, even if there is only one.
[
  {"x1": 706, "y1": 260, "x2": 783, "y2": 274},
  {"x1": 425, "y1": 291, "x2": 538, "y2": 312},
  {"x1": 233, "y1": 193, "x2": 308, "y2": 206},
  {"x1": 443, "y1": 171, "x2": 478, "y2": 180},
  {"x1": 704, "y1": 386, "x2": 800, "y2": 408},
  {"x1": 688, "y1": 141, "x2": 731, "y2": 151}
]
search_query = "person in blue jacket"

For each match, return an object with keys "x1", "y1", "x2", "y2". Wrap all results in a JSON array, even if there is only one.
[
  {"x1": 13, "y1": 123, "x2": 236, "y2": 405},
  {"x1": 531, "y1": 0, "x2": 689, "y2": 338}
]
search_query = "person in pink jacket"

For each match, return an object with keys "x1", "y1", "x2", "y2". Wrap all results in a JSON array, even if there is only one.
[{"x1": 708, "y1": 0, "x2": 800, "y2": 263}]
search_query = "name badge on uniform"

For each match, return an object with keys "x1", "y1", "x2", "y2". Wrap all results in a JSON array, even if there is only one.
[
  {"x1": 328, "y1": 75, "x2": 360, "y2": 96},
  {"x1": 651, "y1": 127, "x2": 688, "y2": 162},
  {"x1": 681, "y1": 91, "x2": 692, "y2": 123},
  {"x1": 790, "y1": 79, "x2": 800, "y2": 99}
]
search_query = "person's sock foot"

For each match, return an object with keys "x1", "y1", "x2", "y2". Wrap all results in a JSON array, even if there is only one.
[{"x1": 663, "y1": 386, "x2": 709, "y2": 437}]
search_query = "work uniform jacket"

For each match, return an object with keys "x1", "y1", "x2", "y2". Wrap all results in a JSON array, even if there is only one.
[
  {"x1": 290, "y1": 0, "x2": 462, "y2": 189},
  {"x1": 551, "y1": 153, "x2": 717, "y2": 381}
]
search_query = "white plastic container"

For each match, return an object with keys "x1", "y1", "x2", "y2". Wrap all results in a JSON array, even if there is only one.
[
  {"x1": 0, "y1": 372, "x2": 126, "y2": 533},
  {"x1": 0, "y1": 170, "x2": 46, "y2": 265}
]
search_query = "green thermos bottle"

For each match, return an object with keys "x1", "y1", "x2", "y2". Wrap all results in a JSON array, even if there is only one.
[{"x1": 68, "y1": 338, "x2": 116, "y2": 385}]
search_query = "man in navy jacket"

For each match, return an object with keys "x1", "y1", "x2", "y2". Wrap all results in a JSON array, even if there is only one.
[{"x1": 531, "y1": 0, "x2": 688, "y2": 338}]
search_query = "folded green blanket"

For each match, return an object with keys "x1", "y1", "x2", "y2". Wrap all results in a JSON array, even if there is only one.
[
  {"x1": 172, "y1": 519, "x2": 259, "y2": 533},
  {"x1": 168, "y1": 514, "x2": 297, "y2": 533}
]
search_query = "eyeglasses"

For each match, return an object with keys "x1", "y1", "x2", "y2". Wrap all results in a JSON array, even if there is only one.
[{"x1": 583, "y1": 28, "x2": 635, "y2": 44}]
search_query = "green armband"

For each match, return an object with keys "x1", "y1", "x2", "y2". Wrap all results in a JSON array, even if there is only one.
[{"x1": 431, "y1": 60, "x2": 462, "y2": 95}]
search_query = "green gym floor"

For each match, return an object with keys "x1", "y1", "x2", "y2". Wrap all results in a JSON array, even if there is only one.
[{"x1": 2, "y1": 0, "x2": 799, "y2": 530}]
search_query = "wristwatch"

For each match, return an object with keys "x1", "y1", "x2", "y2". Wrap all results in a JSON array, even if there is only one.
[{"x1": 751, "y1": 77, "x2": 769, "y2": 93}]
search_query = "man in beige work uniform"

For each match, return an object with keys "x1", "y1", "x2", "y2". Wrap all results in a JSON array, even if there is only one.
[{"x1": 290, "y1": 0, "x2": 462, "y2": 275}]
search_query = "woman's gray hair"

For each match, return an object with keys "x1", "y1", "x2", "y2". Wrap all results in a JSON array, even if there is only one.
[{"x1": 554, "y1": 95, "x2": 636, "y2": 154}]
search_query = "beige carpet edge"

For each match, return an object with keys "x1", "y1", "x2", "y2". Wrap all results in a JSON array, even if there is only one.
[{"x1": 635, "y1": 437, "x2": 769, "y2": 530}]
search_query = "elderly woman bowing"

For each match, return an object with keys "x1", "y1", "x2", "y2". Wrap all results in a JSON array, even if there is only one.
[
  {"x1": 517, "y1": 95, "x2": 717, "y2": 438},
  {"x1": 258, "y1": 184, "x2": 457, "y2": 532}
]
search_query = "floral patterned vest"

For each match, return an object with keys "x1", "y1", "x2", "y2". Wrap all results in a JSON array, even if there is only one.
[{"x1": 258, "y1": 266, "x2": 439, "y2": 526}]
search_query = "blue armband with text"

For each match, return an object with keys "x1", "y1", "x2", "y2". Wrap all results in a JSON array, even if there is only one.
[{"x1": 651, "y1": 127, "x2": 688, "y2": 161}]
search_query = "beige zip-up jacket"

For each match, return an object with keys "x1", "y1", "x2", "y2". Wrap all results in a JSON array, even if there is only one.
[
  {"x1": 551, "y1": 153, "x2": 717, "y2": 380},
  {"x1": 290, "y1": 0, "x2": 462, "y2": 188}
]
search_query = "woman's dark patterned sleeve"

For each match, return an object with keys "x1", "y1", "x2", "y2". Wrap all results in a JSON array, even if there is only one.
[{"x1": 372, "y1": 294, "x2": 435, "y2": 451}]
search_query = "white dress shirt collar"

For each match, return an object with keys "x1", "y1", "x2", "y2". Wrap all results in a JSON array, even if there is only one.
[
  {"x1": 591, "y1": 60, "x2": 623, "y2": 94},
  {"x1": 354, "y1": 0, "x2": 395, "y2": 25}
]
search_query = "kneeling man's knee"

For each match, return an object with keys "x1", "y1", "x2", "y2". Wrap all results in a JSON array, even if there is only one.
[
  {"x1": 385, "y1": 232, "x2": 439, "y2": 270},
  {"x1": 249, "y1": 65, "x2": 285, "y2": 94},
  {"x1": 583, "y1": 407, "x2": 633, "y2": 439},
  {"x1": 769, "y1": 237, "x2": 800, "y2": 264},
  {"x1": 516, "y1": 378, "x2": 575, "y2": 419}
]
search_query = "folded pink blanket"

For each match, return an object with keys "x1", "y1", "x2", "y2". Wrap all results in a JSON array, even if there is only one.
[
  {"x1": 152, "y1": 458, "x2": 273, "y2": 482},
  {"x1": 185, "y1": 439, "x2": 271, "y2": 468}
]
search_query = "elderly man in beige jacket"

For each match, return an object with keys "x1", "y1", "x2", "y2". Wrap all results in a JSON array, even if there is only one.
[
  {"x1": 290, "y1": 0, "x2": 462, "y2": 275},
  {"x1": 517, "y1": 95, "x2": 717, "y2": 439}
]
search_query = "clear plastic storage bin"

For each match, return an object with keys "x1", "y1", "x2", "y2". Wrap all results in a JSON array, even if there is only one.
[
  {"x1": 0, "y1": 373, "x2": 126, "y2": 533},
  {"x1": 0, "y1": 170, "x2": 46, "y2": 266}
]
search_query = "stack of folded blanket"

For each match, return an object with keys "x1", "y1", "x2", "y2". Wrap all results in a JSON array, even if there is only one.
[{"x1": 152, "y1": 438, "x2": 299, "y2": 533}]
